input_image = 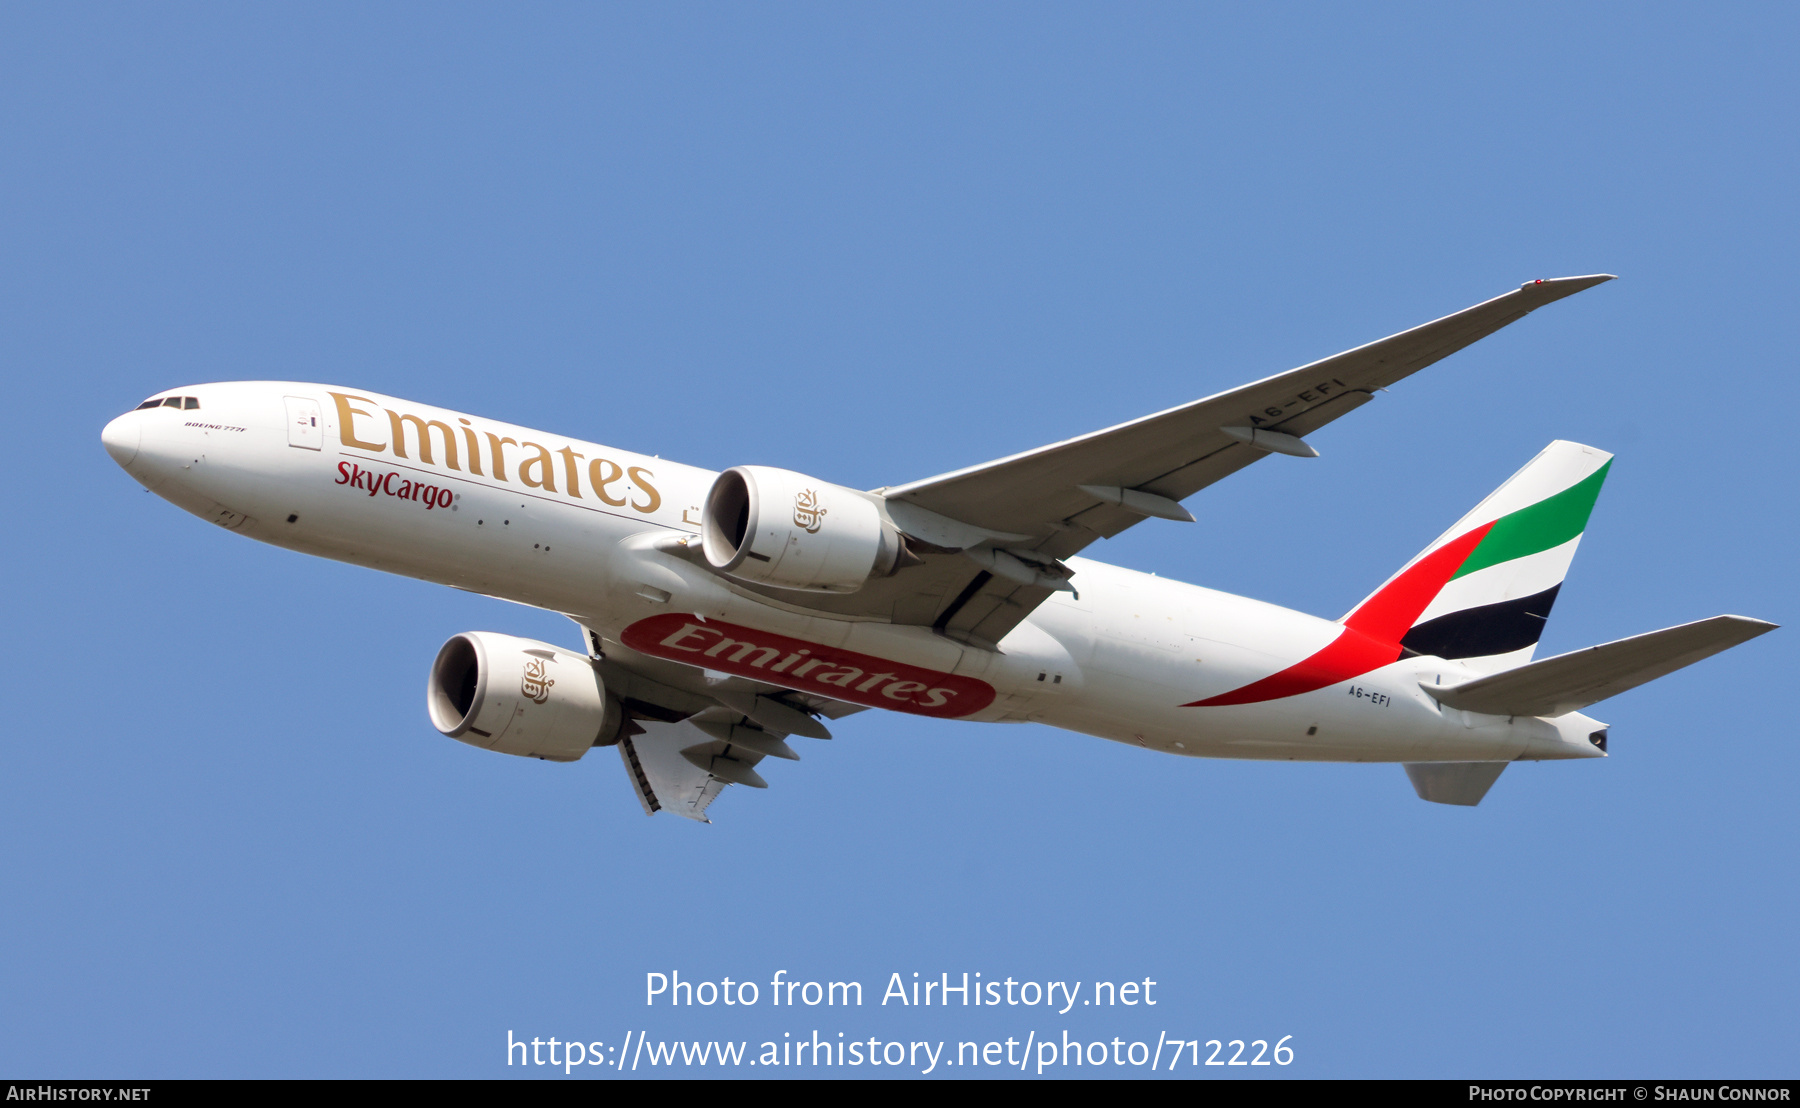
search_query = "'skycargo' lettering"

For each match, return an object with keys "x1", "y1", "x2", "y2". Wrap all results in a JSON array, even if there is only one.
[{"x1": 336, "y1": 461, "x2": 456, "y2": 510}]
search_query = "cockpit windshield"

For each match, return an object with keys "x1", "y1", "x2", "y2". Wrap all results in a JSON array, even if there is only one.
[{"x1": 134, "y1": 396, "x2": 200, "y2": 411}]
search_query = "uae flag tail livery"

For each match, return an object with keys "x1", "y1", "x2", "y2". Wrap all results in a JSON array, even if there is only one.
[{"x1": 1190, "y1": 441, "x2": 1611, "y2": 707}]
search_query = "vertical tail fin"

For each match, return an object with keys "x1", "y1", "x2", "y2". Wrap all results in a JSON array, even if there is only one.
[
  {"x1": 1188, "y1": 441, "x2": 1611, "y2": 709},
  {"x1": 1343, "y1": 441, "x2": 1612, "y2": 674}
]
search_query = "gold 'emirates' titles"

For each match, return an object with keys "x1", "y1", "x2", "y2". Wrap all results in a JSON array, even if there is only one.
[{"x1": 327, "y1": 392, "x2": 662, "y2": 515}]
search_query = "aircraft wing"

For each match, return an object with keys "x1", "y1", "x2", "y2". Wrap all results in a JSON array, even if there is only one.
[
  {"x1": 884, "y1": 275, "x2": 1615, "y2": 537},
  {"x1": 751, "y1": 276, "x2": 1614, "y2": 648},
  {"x1": 613, "y1": 701, "x2": 855, "y2": 823},
  {"x1": 619, "y1": 719, "x2": 732, "y2": 823},
  {"x1": 574, "y1": 619, "x2": 863, "y2": 821}
]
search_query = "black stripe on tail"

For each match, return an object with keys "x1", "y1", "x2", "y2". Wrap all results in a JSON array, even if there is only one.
[{"x1": 1400, "y1": 585, "x2": 1561, "y2": 661}]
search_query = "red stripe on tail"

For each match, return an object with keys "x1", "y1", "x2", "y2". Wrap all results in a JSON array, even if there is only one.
[{"x1": 1185, "y1": 522, "x2": 1493, "y2": 707}]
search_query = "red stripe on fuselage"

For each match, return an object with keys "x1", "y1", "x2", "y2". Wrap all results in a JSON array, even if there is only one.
[
  {"x1": 1185, "y1": 522, "x2": 1493, "y2": 707},
  {"x1": 621, "y1": 613, "x2": 997, "y2": 718}
]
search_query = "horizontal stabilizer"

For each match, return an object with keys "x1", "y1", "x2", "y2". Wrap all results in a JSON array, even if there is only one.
[
  {"x1": 1428, "y1": 615, "x2": 1776, "y2": 718},
  {"x1": 1404, "y1": 761, "x2": 1508, "y2": 806}
]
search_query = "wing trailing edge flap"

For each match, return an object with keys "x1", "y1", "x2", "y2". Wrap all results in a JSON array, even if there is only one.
[
  {"x1": 1404, "y1": 761, "x2": 1509, "y2": 806},
  {"x1": 1428, "y1": 616, "x2": 1776, "y2": 719}
]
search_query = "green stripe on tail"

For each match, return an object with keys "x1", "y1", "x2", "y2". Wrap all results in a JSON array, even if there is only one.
[{"x1": 1451, "y1": 460, "x2": 1610, "y2": 581}]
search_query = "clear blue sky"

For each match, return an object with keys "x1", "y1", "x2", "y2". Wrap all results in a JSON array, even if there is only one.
[{"x1": 2, "y1": 2, "x2": 1793, "y2": 1078}]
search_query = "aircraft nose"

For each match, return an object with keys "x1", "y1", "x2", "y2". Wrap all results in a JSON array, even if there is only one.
[{"x1": 101, "y1": 413, "x2": 140, "y2": 468}]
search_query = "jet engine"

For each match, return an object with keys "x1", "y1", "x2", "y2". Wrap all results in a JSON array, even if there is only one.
[
  {"x1": 701, "y1": 465, "x2": 908, "y2": 593},
  {"x1": 427, "y1": 632, "x2": 623, "y2": 761}
]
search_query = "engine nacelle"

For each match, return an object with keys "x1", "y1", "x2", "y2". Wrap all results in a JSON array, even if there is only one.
[
  {"x1": 427, "y1": 632, "x2": 622, "y2": 761},
  {"x1": 701, "y1": 465, "x2": 905, "y2": 593}
]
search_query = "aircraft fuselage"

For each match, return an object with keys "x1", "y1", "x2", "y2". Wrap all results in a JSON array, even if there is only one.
[{"x1": 101, "y1": 381, "x2": 1606, "y2": 766}]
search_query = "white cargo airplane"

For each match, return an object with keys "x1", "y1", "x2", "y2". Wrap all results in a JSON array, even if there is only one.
[{"x1": 101, "y1": 276, "x2": 1773, "y2": 819}]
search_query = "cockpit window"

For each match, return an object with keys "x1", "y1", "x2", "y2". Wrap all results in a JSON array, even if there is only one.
[{"x1": 132, "y1": 395, "x2": 200, "y2": 412}]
